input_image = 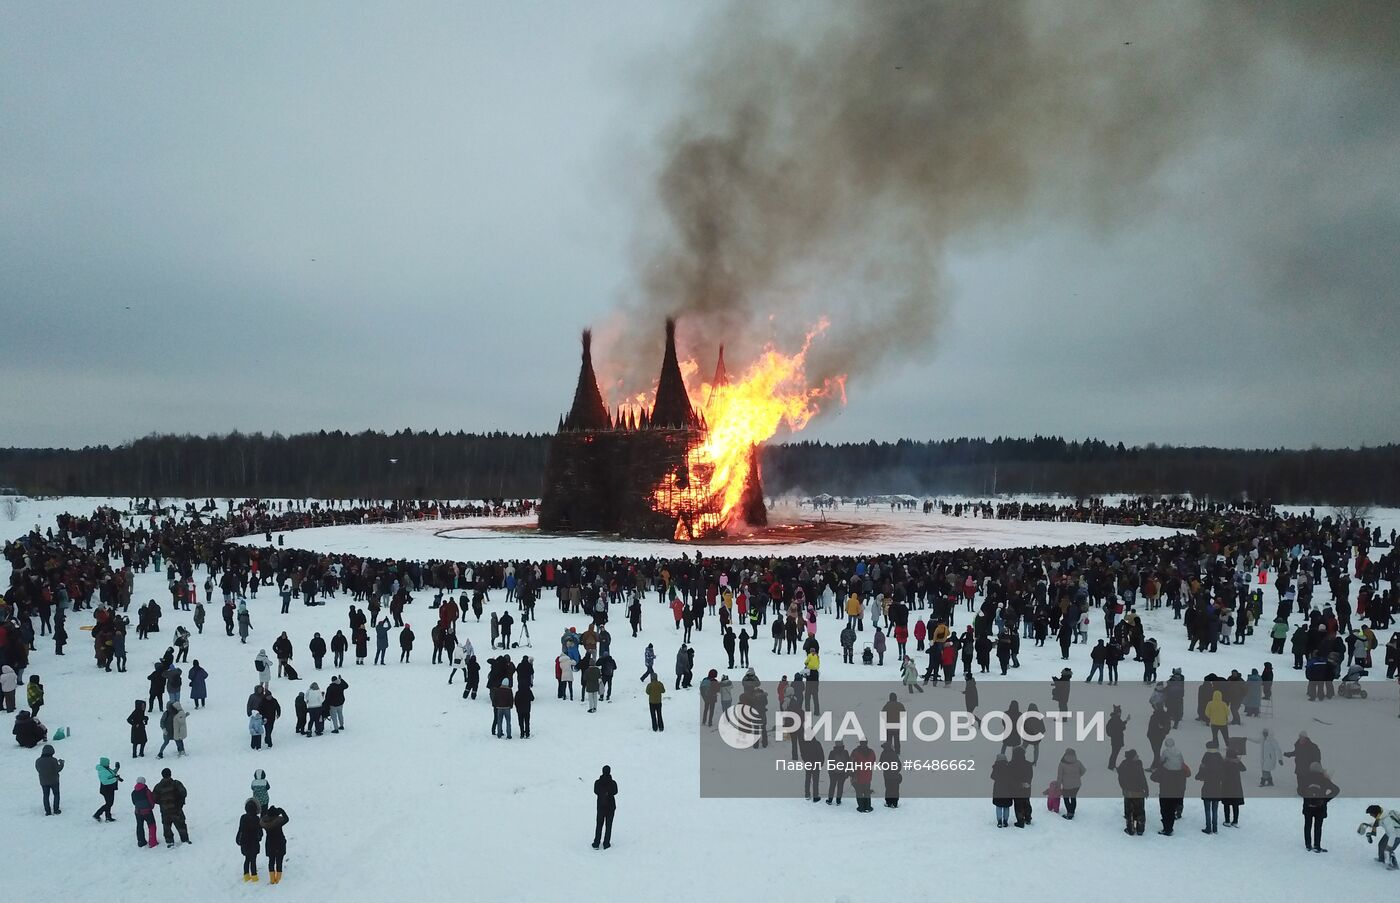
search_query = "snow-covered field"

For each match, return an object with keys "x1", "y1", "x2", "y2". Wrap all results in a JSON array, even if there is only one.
[
  {"x1": 233, "y1": 499, "x2": 1189, "y2": 561},
  {"x1": 4, "y1": 496, "x2": 1399, "y2": 903}
]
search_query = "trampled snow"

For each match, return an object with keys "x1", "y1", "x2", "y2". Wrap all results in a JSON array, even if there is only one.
[{"x1": 4, "y1": 496, "x2": 1398, "y2": 902}]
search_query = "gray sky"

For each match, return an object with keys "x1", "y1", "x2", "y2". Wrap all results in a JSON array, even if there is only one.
[{"x1": 3, "y1": 2, "x2": 1397, "y2": 450}]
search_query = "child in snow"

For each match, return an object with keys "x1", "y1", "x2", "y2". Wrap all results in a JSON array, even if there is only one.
[
  {"x1": 249, "y1": 711, "x2": 265, "y2": 750},
  {"x1": 251, "y1": 769, "x2": 270, "y2": 810},
  {"x1": 28, "y1": 675, "x2": 44, "y2": 717}
]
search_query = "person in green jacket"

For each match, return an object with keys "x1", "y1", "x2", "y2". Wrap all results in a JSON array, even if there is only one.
[
  {"x1": 92, "y1": 757, "x2": 121, "y2": 822},
  {"x1": 27, "y1": 675, "x2": 44, "y2": 717},
  {"x1": 582, "y1": 662, "x2": 601, "y2": 713}
]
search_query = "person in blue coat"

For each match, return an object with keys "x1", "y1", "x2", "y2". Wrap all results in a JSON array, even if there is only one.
[
  {"x1": 373, "y1": 620, "x2": 390, "y2": 666},
  {"x1": 188, "y1": 661, "x2": 208, "y2": 709},
  {"x1": 1243, "y1": 668, "x2": 1263, "y2": 716}
]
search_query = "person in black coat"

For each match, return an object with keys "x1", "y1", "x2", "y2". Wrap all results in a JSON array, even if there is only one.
[
  {"x1": 330, "y1": 630, "x2": 348, "y2": 668},
  {"x1": 879, "y1": 741, "x2": 901, "y2": 808},
  {"x1": 13, "y1": 711, "x2": 46, "y2": 748},
  {"x1": 990, "y1": 753, "x2": 1015, "y2": 827},
  {"x1": 1008, "y1": 746, "x2": 1034, "y2": 827},
  {"x1": 258, "y1": 692, "x2": 282, "y2": 748},
  {"x1": 463, "y1": 655, "x2": 480, "y2": 700},
  {"x1": 1117, "y1": 749, "x2": 1149, "y2": 835},
  {"x1": 146, "y1": 666, "x2": 166, "y2": 715},
  {"x1": 1301, "y1": 763, "x2": 1340, "y2": 852},
  {"x1": 515, "y1": 684, "x2": 534, "y2": 738},
  {"x1": 260, "y1": 805, "x2": 290, "y2": 884},
  {"x1": 309, "y1": 633, "x2": 327, "y2": 670},
  {"x1": 127, "y1": 701, "x2": 148, "y2": 758},
  {"x1": 236, "y1": 798, "x2": 263, "y2": 881},
  {"x1": 592, "y1": 765, "x2": 618, "y2": 849},
  {"x1": 1220, "y1": 748, "x2": 1247, "y2": 827},
  {"x1": 826, "y1": 741, "x2": 850, "y2": 805},
  {"x1": 1196, "y1": 743, "x2": 1225, "y2": 833}
]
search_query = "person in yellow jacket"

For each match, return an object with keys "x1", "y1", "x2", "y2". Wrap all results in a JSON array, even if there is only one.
[
  {"x1": 1204, "y1": 690, "x2": 1232, "y2": 747},
  {"x1": 845, "y1": 594, "x2": 863, "y2": 631},
  {"x1": 804, "y1": 652, "x2": 821, "y2": 714}
]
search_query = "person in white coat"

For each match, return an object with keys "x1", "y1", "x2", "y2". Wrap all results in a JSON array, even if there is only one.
[
  {"x1": 255, "y1": 651, "x2": 272, "y2": 688},
  {"x1": 556, "y1": 654, "x2": 576, "y2": 700},
  {"x1": 1363, "y1": 805, "x2": 1400, "y2": 869},
  {"x1": 304, "y1": 683, "x2": 326, "y2": 736},
  {"x1": 0, "y1": 665, "x2": 17, "y2": 713},
  {"x1": 1259, "y1": 728, "x2": 1283, "y2": 787}
]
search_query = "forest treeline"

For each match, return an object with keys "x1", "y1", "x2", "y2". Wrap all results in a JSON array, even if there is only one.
[{"x1": 1, "y1": 432, "x2": 1398, "y2": 505}]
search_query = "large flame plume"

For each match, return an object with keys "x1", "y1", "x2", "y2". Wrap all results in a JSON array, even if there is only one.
[{"x1": 652, "y1": 319, "x2": 846, "y2": 539}]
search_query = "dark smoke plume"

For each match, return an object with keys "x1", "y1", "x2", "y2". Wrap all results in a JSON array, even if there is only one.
[{"x1": 602, "y1": 0, "x2": 1400, "y2": 397}]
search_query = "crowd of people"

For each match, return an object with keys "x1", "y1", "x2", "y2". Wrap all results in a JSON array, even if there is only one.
[{"x1": 3, "y1": 494, "x2": 1399, "y2": 876}]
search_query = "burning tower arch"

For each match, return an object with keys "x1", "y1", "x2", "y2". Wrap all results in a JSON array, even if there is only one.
[{"x1": 540, "y1": 320, "x2": 757, "y2": 540}]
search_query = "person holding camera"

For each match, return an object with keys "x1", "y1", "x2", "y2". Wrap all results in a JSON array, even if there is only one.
[{"x1": 92, "y1": 756, "x2": 122, "y2": 822}]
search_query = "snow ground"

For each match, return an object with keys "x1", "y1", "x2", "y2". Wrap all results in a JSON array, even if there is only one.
[
  {"x1": 4, "y1": 496, "x2": 1399, "y2": 903},
  {"x1": 232, "y1": 499, "x2": 1190, "y2": 561}
]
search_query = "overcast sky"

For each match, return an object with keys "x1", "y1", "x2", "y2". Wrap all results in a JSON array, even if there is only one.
[{"x1": 3, "y1": 2, "x2": 1397, "y2": 450}]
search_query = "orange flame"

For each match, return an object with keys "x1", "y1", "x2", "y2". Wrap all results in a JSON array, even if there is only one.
[{"x1": 653, "y1": 318, "x2": 846, "y2": 539}]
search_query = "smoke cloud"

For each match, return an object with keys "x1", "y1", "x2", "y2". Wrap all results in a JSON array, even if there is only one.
[{"x1": 602, "y1": 0, "x2": 1400, "y2": 398}]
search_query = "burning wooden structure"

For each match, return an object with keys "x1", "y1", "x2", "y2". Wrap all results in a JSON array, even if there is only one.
[{"x1": 539, "y1": 320, "x2": 766, "y2": 540}]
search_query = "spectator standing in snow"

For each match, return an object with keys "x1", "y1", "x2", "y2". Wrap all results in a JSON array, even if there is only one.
[
  {"x1": 305, "y1": 683, "x2": 326, "y2": 736},
  {"x1": 491, "y1": 677, "x2": 515, "y2": 738},
  {"x1": 325, "y1": 676, "x2": 348, "y2": 732},
  {"x1": 251, "y1": 769, "x2": 270, "y2": 810},
  {"x1": 156, "y1": 702, "x2": 187, "y2": 758},
  {"x1": 151, "y1": 767, "x2": 190, "y2": 846},
  {"x1": 127, "y1": 701, "x2": 148, "y2": 758},
  {"x1": 515, "y1": 681, "x2": 534, "y2": 738},
  {"x1": 1301, "y1": 763, "x2": 1340, "y2": 852},
  {"x1": 646, "y1": 676, "x2": 665, "y2": 731},
  {"x1": 35, "y1": 744, "x2": 63, "y2": 815},
  {"x1": 261, "y1": 804, "x2": 290, "y2": 884},
  {"x1": 188, "y1": 661, "x2": 208, "y2": 709},
  {"x1": 237, "y1": 798, "x2": 264, "y2": 882},
  {"x1": 592, "y1": 765, "x2": 617, "y2": 849},
  {"x1": 131, "y1": 776, "x2": 157, "y2": 848},
  {"x1": 373, "y1": 620, "x2": 390, "y2": 666},
  {"x1": 92, "y1": 756, "x2": 121, "y2": 822},
  {"x1": 248, "y1": 710, "x2": 265, "y2": 750}
]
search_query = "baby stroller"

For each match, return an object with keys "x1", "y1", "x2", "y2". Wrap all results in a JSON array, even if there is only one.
[{"x1": 1338, "y1": 663, "x2": 1367, "y2": 699}]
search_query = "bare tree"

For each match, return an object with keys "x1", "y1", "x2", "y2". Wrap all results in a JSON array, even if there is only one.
[{"x1": 1333, "y1": 503, "x2": 1373, "y2": 527}]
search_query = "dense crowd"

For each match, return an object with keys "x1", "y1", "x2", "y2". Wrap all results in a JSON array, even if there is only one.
[{"x1": 3, "y1": 494, "x2": 1399, "y2": 874}]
